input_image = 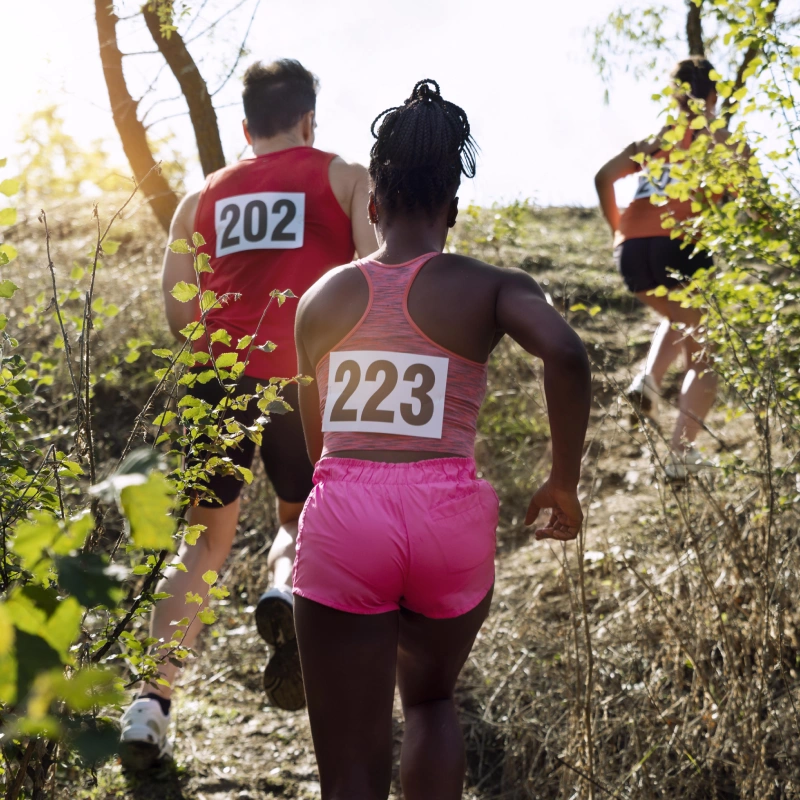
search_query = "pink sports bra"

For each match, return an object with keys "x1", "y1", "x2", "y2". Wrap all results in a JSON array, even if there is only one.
[{"x1": 316, "y1": 253, "x2": 488, "y2": 457}]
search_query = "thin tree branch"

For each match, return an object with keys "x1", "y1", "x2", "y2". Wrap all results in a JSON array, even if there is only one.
[{"x1": 211, "y1": 0, "x2": 261, "y2": 97}]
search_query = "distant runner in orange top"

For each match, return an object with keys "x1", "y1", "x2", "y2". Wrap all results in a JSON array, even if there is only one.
[
  {"x1": 119, "y1": 59, "x2": 377, "y2": 770},
  {"x1": 595, "y1": 57, "x2": 723, "y2": 479}
]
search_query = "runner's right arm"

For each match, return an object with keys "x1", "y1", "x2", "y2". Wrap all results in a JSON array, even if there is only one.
[
  {"x1": 495, "y1": 269, "x2": 591, "y2": 541},
  {"x1": 594, "y1": 142, "x2": 639, "y2": 235},
  {"x1": 295, "y1": 308, "x2": 324, "y2": 464},
  {"x1": 161, "y1": 192, "x2": 201, "y2": 341},
  {"x1": 595, "y1": 133, "x2": 667, "y2": 235}
]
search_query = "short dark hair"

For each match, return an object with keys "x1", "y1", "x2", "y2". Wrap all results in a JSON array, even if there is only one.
[
  {"x1": 671, "y1": 57, "x2": 717, "y2": 108},
  {"x1": 242, "y1": 59, "x2": 319, "y2": 139},
  {"x1": 369, "y1": 79, "x2": 477, "y2": 216}
]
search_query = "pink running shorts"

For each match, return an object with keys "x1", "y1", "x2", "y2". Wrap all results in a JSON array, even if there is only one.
[{"x1": 293, "y1": 457, "x2": 499, "y2": 618}]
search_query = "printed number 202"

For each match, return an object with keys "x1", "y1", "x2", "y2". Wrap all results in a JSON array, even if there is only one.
[
  {"x1": 214, "y1": 192, "x2": 305, "y2": 256},
  {"x1": 322, "y1": 350, "x2": 449, "y2": 440}
]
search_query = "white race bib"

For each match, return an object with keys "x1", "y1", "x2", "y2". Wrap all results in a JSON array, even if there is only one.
[
  {"x1": 633, "y1": 166, "x2": 673, "y2": 201},
  {"x1": 215, "y1": 192, "x2": 305, "y2": 257},
  {"x1": 322, "y1": 350, "x2": 449, "y2": 439}
]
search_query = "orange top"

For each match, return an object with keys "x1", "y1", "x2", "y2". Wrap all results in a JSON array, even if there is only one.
[
  {"x1": 617, "y1": 129, "x2": 695, "y2": 244},
  {"x1": 316, "y1": 253, "x2": 488, "y2": 457}
]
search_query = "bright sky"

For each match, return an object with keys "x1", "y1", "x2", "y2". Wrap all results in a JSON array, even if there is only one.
[{"x1": 0, "y1": 0, "x2": 764, "y2": 207}]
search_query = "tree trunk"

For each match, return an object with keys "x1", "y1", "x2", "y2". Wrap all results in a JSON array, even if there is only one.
[
  {"x1": 94, "y1": 0, "x2": 178, "y2": 233},
  {"x1": 686, "y1": 0, "x2": 705, "y2": 56},
  {"x1": 142, "y1": 4, "x2": 226, "y2": 177}
]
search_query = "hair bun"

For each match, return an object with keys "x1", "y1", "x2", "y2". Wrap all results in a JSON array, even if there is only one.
[{"x1": 412, "y1": 79, "x2": 441, "y2": 102}]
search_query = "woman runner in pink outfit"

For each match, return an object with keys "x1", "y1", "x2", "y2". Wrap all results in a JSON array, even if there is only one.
[{"x1": 293, "y1": 80, "x2": 592, "y2": 799}]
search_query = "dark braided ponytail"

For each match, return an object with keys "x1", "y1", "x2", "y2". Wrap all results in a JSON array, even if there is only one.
[{"x1": 369, "y1": 79, "x2": 477, "y2": 215}]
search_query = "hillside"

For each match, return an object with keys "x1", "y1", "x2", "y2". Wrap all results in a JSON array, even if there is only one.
[{"x1": 5, "y1": 200, "x2": 790, "y2": 800}]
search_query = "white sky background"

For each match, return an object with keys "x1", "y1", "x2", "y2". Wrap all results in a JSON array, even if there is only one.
[{"x1": 3, "y1": 0, "x2": 798, "y2": 207}]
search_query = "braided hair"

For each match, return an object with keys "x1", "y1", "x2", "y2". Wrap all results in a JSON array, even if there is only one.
[
  {"x1": 369, "y1": 79, "x2": 477, "y2": 215},
  {"x1": 671, "y1": 57, "x2": 717, "y2": 109}
]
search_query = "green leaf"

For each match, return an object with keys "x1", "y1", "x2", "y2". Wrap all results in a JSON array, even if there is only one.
[
  {"x1": 185, "y1": 591, "x2": 203, "y2": 605},
  {"x1": 12, "y1": 513, "x2": 60, "y2": 571},
  {"x1": 42, "y1": 596, "x2": 83, "y2": 655},
  {"x1": 132, "y1": 565, "x2": 151, "y2": 575},
  {"x1": 210, "y1": 329, "x2": 232, "y2": 346},
  {"x1": 0, "y1": 243, "x2": 17, "y2": 263},
  {"x1": 195, "y1": 252, "x2": 212, "y2": 273},
  {"x1": 152, "y1": 348, "x2": 173, "y2": 358},
  {"x1": 0, "y1": 179, "x2": 20, "y2": 196},
  {"x1": 55, "y1": 553, "x2": 123, "y2": 609},
  {"x1": 179, "y1": 322, "x2": 206, "y2": 341},
  {"x1": 0, "y1": 207, "x2": 17, "y2": 226},
  {"x1": 70, "y1": 264, "x2": 85, "y2": 280},
  {"x1": 170, "y1": 281, "x2": 199, "y2": 303},
  {"x1": 236, "y1": 335, "x2": 252, "y2": 350},
  {"x1": 152, "y1": 411, "x2": 177, "y2": 427},
  {"x1": 102, "y1": 239, "x2": 120, "y2": 255},
  {"x1": 0, "y1": 605, "x2": 16, "y2": 704},
  {"x1": 192, "y1": 231, "x2": 206, "y2": 247},
  {"x1": 0, "y1": 279, "x2": 20, "y2": 299},
  {"x1": 215, "y1": 352, "x2": 238, "y2": 368},
  {"x1": 169, "y1": 238, "x2": 190, "y2": 254},
  {"x1": 198, "y1": 608, "x2": 217, "y2": 625},
  {"x1": 60, "y1": 460, "x2": 85, "y2": 476},
  {"x1": 202, "y1": 570, "x2": 217, "y2": 585},
  {"x1": 237, "y1": 466, "x2": 254, "y2": 484},
  {"x1": 15, "y1": 631, "x2": 61, "y2": 701},
  {"x1": 200, "y1": 290, "x2": 217, "y2": 311},
  {"x1": 120, "y1": 473, "x2": 176, "y2": 551},
  {"x1": 184, "y1": 524, "x2": 205, "y2": 546}
]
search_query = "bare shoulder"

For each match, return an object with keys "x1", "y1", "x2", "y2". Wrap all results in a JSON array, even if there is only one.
[
  {"x1": 172, "y1": 190, "x2": 202, "y2": 235},
  {"x1": 328, "y1": 156, "x2": 368, "y2": 196},
  {"x1": 434, "y1": 253, "x2": 540, "y2": 289},
  {"x1": 328, "y1": 155, "x2": 368, "y2": 183},
  {"x1": 298, "y1": 262, "x2": 364, "y2": 319}
]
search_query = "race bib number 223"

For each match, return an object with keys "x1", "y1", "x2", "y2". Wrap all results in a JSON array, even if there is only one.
[
  {"x1": 322, "y1": 350, "x2": 449, "y2": 439},
  {"x1": 215, "y1": 192, "x2": 305, "y2": 257}
]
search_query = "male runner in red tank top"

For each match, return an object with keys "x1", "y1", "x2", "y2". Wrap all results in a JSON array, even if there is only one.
[{"x1": 119, "y1": 59, "x2": 377, "y2": 769}]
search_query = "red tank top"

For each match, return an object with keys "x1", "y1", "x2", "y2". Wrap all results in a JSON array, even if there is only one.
[
  {"x1": 193, "y1": 147, "x2": 355, "y2": 379},
  {"x1": 316, "y1": 253, "x2": 488, "y2": 458},
  {"x1": 617, "y1": 128, "x2": 695, "y2": 243}
]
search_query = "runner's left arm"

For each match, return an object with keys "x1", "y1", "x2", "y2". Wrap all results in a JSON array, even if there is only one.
[
  {"x1": 161, "y1": 191, "x2": 201, "y2": 341},
  {"x1": 496, "y1": 269, "x2": 591, "y2": 541}
]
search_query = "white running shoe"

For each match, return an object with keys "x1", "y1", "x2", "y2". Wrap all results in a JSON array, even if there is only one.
[
  {"x1": 119, "y1": 697, "x2": 173, "y2": 770},
  {"x1": 627, "y1": 373, "x2": 660, "y2": 425},
  {"x1": 664, "y1": 447, "x2": 713, "y2": 482}
]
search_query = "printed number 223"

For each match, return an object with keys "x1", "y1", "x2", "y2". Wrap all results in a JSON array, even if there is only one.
[{"x1": 323, "y1": 351, "x2": 449, "y2": 440}]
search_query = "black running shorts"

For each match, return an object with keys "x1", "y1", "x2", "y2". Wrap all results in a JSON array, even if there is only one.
[
  {"x1": 185, "y1": 377, "x2": 313, "y2": 507},
  {"x1": 614, "y1": 236, "x2": 713, "y2": 294}
]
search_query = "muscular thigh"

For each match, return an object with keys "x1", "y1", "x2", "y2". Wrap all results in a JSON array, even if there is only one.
[{"x1": 397, "y1": 587, "x2": 493, "y2": 708}]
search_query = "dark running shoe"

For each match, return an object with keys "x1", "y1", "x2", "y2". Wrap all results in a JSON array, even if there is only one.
[{"x1": 255, "y1": 588, "x2": 306, "y2": 711}]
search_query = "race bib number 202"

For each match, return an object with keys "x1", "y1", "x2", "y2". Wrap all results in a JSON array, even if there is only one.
[
  {"x1": 215, "y1": 192, "x2": 305, "y2": 257},
  {"x1": 322, "y1": 350, "x2": 449, "y2": 439}
]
